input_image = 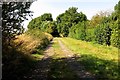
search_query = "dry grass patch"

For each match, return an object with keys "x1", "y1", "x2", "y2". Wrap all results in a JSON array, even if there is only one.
[
  {"x1": 14, "y1": 29, "x2": 53, "y2": 54},
  {"x1": 14, "y1": 34, "x2": 40, "y2": 53}
]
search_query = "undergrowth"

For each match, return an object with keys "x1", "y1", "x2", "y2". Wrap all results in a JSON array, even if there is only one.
[{"x1": 2, "y1": 29, "x2": 53, "y2": 80}]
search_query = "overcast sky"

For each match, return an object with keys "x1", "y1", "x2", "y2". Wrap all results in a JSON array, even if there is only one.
[{"x1": 23, "y1": 0, "x2": 119, "y2": 29}]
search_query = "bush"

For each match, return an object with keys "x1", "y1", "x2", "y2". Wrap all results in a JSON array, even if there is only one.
[
  {"x1": 69, "y1": 22, "x2": 87, "y2": 40},
  {"x1": 86, "y1": 28, "x2": 95, "y2": 42},
  {"x1": 110, "y1": 21, "x2": 120, "y2": 48},
  {"x1": 94, "y1": 23, "x2": 112, "y2": 46}
]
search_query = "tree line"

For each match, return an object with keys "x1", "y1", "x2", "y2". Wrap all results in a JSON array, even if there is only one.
[
  {"x1": 2, "y1": 1, "x2": 119, "y2": 48},
  {"x1": 28, "y1": 1, "x2": 119, "y2": 48}
]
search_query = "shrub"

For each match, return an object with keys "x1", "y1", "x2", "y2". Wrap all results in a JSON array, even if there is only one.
[
  {"x1": 110, "y1": 21, "x2": 120, "y2": 48},
  {"x1": 94, "y1": 23, "x2": 112, "y2": 46},
  {"x1": 69, "y1": 21, "x2": 87, "y2": 40}
]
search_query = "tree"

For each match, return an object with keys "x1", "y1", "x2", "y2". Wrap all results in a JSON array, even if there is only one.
[
  {"x1": 2, "y1": 2, "x2": 34, "y2": 44},
  {"x1": 89, "y1": 11, "x2": 112, "y2": 28},
  {"x1": 110, "y1": 1, "x2": 120, "y2": 48},
  {"x1": 41, "y1": 21, "x2": 59, "y2": 36},
  {"x1": 28, "y1": 13, "x2": 53, "y2": 30},
  {"x1": 94, "y1": 24, "x2": 105, "y2": 45},
  {"x1": 56, "y1": 7, "x2": 87, "y2": 37},
  {"x1": 27, "y1": 16, "x2": 42, "y2": 29},
  {"x1": 27, "y1": 13, "x2": 59, "y2": 36},
  {"x1": 2, "y1": 2, "x2": 35, "y2": 79},
  {"x1": 103, "y1": 23, "x2": 112, "y2": 46},
  {"x1": 94, "y1": 16, "x2": 112, "y2": 46},
  {"x1": 69, "y1": 21, "x2": 87, "y2": 40},
  {"x1": 40, "y1": 13, "x2": 53, "y2": 21}
]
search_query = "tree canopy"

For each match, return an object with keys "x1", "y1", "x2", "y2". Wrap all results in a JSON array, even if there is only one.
[
  {"x1": 56, "y1": 7, "x2": 87, "y2": 37},
  {"x1": 27, "y1": 1, "x2": 120, "y2": 48},
  {"x1": 2, "y1": 2, "x2": 34, "y2": 43},
  {"x1": 28, "y1": 13, "x2": 59, "y2": 36}
]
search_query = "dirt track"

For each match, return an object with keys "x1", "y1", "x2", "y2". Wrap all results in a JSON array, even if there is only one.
[{"x1": 24, "y1": 38, "x2": 95, "y2": 80}]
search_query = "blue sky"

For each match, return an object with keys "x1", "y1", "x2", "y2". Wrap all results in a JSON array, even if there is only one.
[{"x1": 23, "y1": 0, "x2": 119, "y2": 29}]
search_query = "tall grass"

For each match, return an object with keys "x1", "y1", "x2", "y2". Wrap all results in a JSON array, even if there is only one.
[
  {"x1": 2, "y1": 29, "x2": 53, "y2": 80},
  {"x1": 14, "y1": 29, "x2": 53, "y2": 54}
]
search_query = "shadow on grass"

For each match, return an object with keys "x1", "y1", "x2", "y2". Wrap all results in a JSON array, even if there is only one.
[
  {"x1": 24, "y1": 54, "x2": 119, "y2": 80},
  {"x1": 2, "y1": 46, "x2": 119, "y2": 80},
  {"x1": 2, "y1": 39, "x2": 54, "y2": 80},
  {"x1": 23, "y1": 56, "x2": 95, "y2": 80},
  {"x1": 78, "y1": 54, "x2": 119, "y2": 80},
  {"x1": 2, "y1": 46, "x2": 37, "y2": 80},
  {"x1": 47, "y1": 57, "x2": 95, "y2": 80}
]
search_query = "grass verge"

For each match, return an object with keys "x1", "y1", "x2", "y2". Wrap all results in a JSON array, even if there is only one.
[
  {"x1": 2, "y1": 29, "x2": 53, "y2": 80},
  {"x1": 60, "y1": 37, "x2": 119, "y2": 80}
]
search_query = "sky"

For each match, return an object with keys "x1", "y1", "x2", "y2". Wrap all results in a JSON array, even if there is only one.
[{"x1": 23, "y1": 0, "x2": 119, "y2": 29}]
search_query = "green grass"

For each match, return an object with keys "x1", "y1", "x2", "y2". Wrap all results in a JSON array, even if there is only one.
[
  {"x1": 61, "y1": 37, "x2": 118, "y2": 61},
  {"x1": 31, "y1": 53, "x2": 44, "y2": 60},
  {"x1": 47, "y1": 38, "x2": 78, "y2": 79},
  {"x1": 60, "y1": 37, "x2": 119, "y2": 80},
  {"x1": 51, "y1": 38, "x2": 66, "y2": 58}
]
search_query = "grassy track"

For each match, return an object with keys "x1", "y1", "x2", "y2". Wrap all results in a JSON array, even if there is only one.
[
  {"x1": 52, "y1": 38, "x2": 66, "y2": 58},
  {"x1": 47, "y1": 38, "x2": 77, "y2": 79},
  {"x1": 60, "y1": 37, "x2": 119, "y2": 80},
  {"x1": 46, "y1": 38, "x2": 95, "y2": 79}
]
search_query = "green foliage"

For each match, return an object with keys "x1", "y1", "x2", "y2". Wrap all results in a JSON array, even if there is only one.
[
  {"x1": 110, "y1": 1, "x2": 120, "y2": 48},
  {"x1": 28, "y1": 13, "x2": 53, "y2": 30},
  {"x1": 27, "y1": 17, "x2": 41, "y2": 29},
  {"x1": 94, "y1": 22, "x2": 112, "y2": 46},
  {"x1": 86, "y1": 28, "x2": 95, "y2": 42},
  {"x1": 94, "y1": 24, "x2": 104, "y2": 45},
  {"x1": 40, "y1": 21, "x2": 59, "y2": 36},
  {"x1": 57, "y1": 22, "x2": 70, "y2": 37},
  {"x1": 86, "y1": 0, "x2": 120, "y2": 48},
  {"x1": 104, "y1": 25, "x2": 112, "y2": 46},
  {"x1": 2, "y1": 2, "x2": 35, "y2": 80},
  {"x1": 27, "y1": 13, "x2": 59, "y2": 36},
  {"x1": 2, "y1": 2, "x2": 33, "y2": 41},
  {"x1": 114, "y1": 0, "x2": 120, "y2": 15},
  {"x1": 56, "y1": 7, "x2": 87, "y2": 37},
  {"x1": 110, "y1": 21, "x2": 119, "y2": 48},
  {"x1": 89, "y1": 11, "x2": 108, "y2": 28},
  {"x1": 61, "y1": 37, "x2": 118, "y2": 80},
  {"x1": 40, "y1": 13, "x2": 53, "y2": 21},
  {"x1": 27, "y1": 1, "x2": 120, "y2": 48},
  {"x1": 26, "y1": 29, "x2": 47, "y2": 39},
  {"x1": 26, "y1": 29, "x2": 52, "y2": 49},
  {"x1": 69, "y1": 21, "x2": 87, "y2": 40},
  {"x1": 28, "y1": 13, "x2": 53, "y2": 29}
]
